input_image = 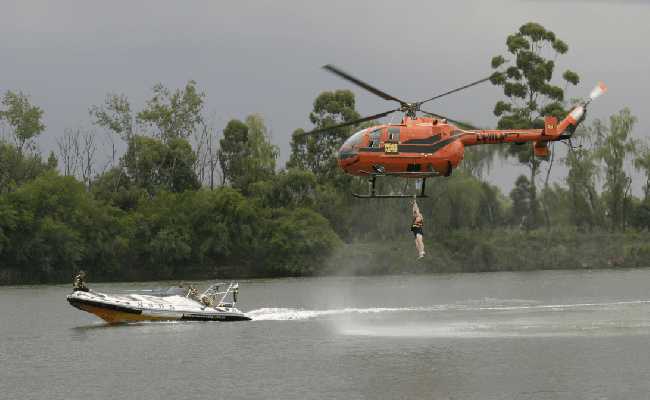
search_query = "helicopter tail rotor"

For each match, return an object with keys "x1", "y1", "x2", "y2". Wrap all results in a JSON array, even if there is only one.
[{"x1": 589, "y1": 81, "x2": 608, "y2": 103}]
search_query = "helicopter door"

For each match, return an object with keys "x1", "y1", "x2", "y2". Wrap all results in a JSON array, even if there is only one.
[{"x1": 384, "y1": 127, "x2": 399, "y2": 154}]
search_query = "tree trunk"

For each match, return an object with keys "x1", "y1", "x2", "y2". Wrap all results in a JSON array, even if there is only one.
[{"x1": 529, "y1": 146, "x2": 539, "y2": 229}]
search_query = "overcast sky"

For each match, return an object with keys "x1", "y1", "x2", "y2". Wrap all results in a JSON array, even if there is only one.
[{"x1": 2, "y1": 0, "x2": 649, "y2": 192}]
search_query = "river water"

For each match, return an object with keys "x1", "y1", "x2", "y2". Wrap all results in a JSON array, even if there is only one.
[{"x1": 2, "y1": 269, "x2": 650, "y2": 399}]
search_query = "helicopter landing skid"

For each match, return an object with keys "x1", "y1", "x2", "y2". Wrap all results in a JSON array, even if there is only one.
[{"x1": 353, "y1": 173, "x2": 433, "y2": 199}]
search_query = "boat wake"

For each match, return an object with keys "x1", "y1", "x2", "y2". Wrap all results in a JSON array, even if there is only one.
[
  {"x1": 247, "y1": 306, "x2": 445, "y2": 321},
  {"x1": 247, "y1": 299, "x2": 650, "y2": 321}
]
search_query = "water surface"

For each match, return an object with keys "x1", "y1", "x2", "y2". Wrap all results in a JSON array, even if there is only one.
[{"x1": 2, "y1": 269, "x2": 650, "y2": 399}]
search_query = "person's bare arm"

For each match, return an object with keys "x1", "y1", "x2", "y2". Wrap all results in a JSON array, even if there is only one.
[{"x1": 412, "y1": 197, "x2": 421, "y2": 218}]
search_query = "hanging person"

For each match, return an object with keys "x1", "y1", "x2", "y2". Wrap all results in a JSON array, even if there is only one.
[{"x1": 410, "y1": 195, "x2": 425, "y2": 259}]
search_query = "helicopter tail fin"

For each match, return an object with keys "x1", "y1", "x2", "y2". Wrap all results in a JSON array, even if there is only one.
[
  {"x1": 557, "y1": 82, "x2": 607, "y2": 137},
  {"x1": 543, "y1": 115, "x2": 559, "y2": 136}
]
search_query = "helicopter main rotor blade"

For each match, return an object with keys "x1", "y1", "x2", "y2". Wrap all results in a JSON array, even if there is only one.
[
  {"x1": 303, "y1": 108, "x2": 401, "y2": 135},
  {"x1": 418, "y1": 74, "x2": 494, "y2": 106},
  {"x1": 420, "y1": 109, "x2": 480, "y2": 130},
  {"x1": 323, "y1": 64, "x2": 407, "y2": 105}
]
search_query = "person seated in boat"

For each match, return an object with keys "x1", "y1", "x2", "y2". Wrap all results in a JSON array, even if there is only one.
[
  {"x1": 187, "y1": 286, "x2": 199, "y2": 299},
  {"x1": 410, "y1": 196, "x2": 425, "y2": 259},
  {"x1": 72, "y1": 271, "x2": 89, "y2": 292},
  {"x1": 200, "y1": 295, "x2": 213, "y2": 307}
]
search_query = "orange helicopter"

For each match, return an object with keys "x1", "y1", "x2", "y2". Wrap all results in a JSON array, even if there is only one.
[{"x1": 306, "y1": 65, "x2": 607, "y2": 198}]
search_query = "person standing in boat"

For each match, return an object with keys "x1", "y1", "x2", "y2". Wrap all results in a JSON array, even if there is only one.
[
  {"x1": 72, "y1": 271, "x2": 89, "y2": 292},
  {"x1": 411, "y1": 196, "x2": 425, "y2": 259}
]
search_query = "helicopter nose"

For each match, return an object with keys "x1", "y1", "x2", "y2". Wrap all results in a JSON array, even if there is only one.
[{"x1": 337, "y1": 146, "x2": 358, "y2": 165}]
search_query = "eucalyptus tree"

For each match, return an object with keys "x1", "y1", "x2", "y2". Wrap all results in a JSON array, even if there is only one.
[{"x1": 490, "y1": 22, "x2": 580, "y2": 228}]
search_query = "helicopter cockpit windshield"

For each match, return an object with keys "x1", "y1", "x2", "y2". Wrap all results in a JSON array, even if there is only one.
[{"x1": 338, "y1": 128, "x2": 366, "y2": 160}]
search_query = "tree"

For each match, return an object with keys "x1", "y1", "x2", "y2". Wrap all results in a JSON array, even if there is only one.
[
  {"x1": 0, "y1": 172, "x2": 127, "y2": 282},
  {"x1": 218, "y1": 119, "x2": 248, "y2": 187},
  {"x1": 192, "y1": 119, "x2": 220, "y2": 189},
  {"x1": 510, "y1": 175, "x2": 533, "y2": 229},
  {"x1": 122, "y1": 135, "x2": 200, "y2": 195},
  {"x1": 249, "y1": 168, "x2": 318, "y2": 209},
  {"x1": 218, "y1": 115, "x2": 278, "y2": 193},
  {"x1": 288, "y1": 90, "x2": 361, "y2": 182},
  {"x1": 595, "y1": 108, "x2": 637, "y2": 231},
  {"x1": 261, "y1": 208, "x2": 341, "y2": 275},
  {"x1": 564, "y1": 127, "x2": 601, "y2": 229},
  {"x1": 566, "y1": 147, "x2": 601, "y2": 229},
  {"x1": 92, "y1": 167, "x2": 144, "y2": 210},
  {"x1": 137, "y1": 81, "x2": 205, "y2": 142},
  {"x1": 458, "y1": 145, "x2": 503, "y2": 180},
  {"x1": 0, "y1": 90, "x2": 45, "y2": 154},
  {"x1": 89, "y1": 93, "x2": 134, "y2": 141},
  {"x1": 0, "y1": 141, "x2": 56, "y2": 194},
  {"x1": 490, "y1": 22, "x2": 580, "y2": 228},
  {"x1": 56, "y1": 127, "x2": 98, "y2": 188},
  {"x1": 634, "y1": 140, "x2": 650, "y2": 202}
]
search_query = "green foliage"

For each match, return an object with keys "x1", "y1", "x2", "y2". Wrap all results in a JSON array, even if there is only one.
[
  {"x1": 0, "y1": 141, "x2": 56, "y2": 194},
  {"x1": 137, "y1": 81, "x2": 205, "y2": 141},
  {"x1": 218, "y1": 115, "x2": 278, "y2": 193},
  {"x1": 288, "y1": 90, "x2": 361, "y2": 182},
  {"x1": 490, "y1": 22, "x2": 580, "y2": 229},
  {"x1": 122, "y1": 135, "x2": 200, "y2": 195},
  {"x1": 91, "y1": 167, "x2": 145, "y2": 210},
  {"x1": 0, "y1": 173, "x2": 127, "y2": 282},
  {"x1": 564, "y1": 129, "x2": 601, "y2": 230},
  {"x1": 632, "y1": 199, "x2": 650, "y2": 230},
  {"x1": 261, "y1": 208, "x2": 342, "y2": 275},
  {"x1": 3, "y1": 79, "x2": 650, "y2": 285},
  {"x1": 510, "y1": 175, "x2": 534, "y2": 228},
  {"x1": 458, "y1": 145, "x2": 502, "y2": 179},
  {"x1": 563, "y1": 70, "x2": 580, "y2": 86},
  {"x1": 491, "y1": 22, "x2": 578, "y2": 127},
  {"x1": 125, "y1": 188, "x2": 340, "y2": 279},
  {"x1": 218, "y1": 118, "x2": 248, "y2": 186},
  {"x1": 249, "y1": 168, "x2": 318, "y2": 209},
  {"x1": 0, "y1": 90, "x2": 45, "y2": 153},
  {"x1": 594, "y1": 108, "x2": 637, "y2": 231},
  {"x1": 633, "y1": 140, "x2": 650, "y2": 201},
  {"x1": 89, "y1": 93, "x2": 134, "y2": 140}
]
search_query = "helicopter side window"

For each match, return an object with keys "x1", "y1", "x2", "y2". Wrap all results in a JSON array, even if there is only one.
[
  {"x1": 368, "y1": 128, "x2": 382, "y2": 148},
  {"x1": 388, "y1": 127, "x2": 400, "y2": 142}
]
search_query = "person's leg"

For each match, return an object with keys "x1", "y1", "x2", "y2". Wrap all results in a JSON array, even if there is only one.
[
  {"x1": 416, "y1": 234, "x2": 425, "y2": 257},
  {"x1": 414, "y1": 236, "x2": 418, "y2": 254}
]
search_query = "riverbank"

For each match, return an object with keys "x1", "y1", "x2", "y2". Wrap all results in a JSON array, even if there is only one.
[
  {"x1": 323, "y1": 228, "x2": 650, "y2": 275},
  {"x1": 3, "y1": 228, "x2": 649, "y2": 285}
]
